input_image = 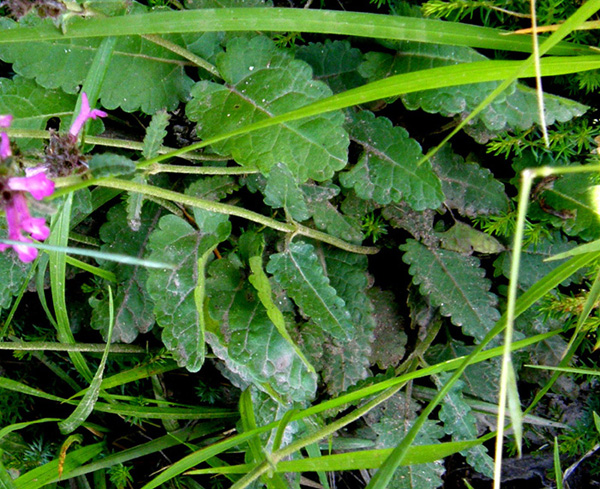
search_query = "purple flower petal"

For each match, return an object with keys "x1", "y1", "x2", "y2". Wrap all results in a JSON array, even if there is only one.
[
  {"x1": 0, "y1": 132, "x2": 11, "y2": 159},
  {"x1": 8, "y1": 169, "x2": 55, "y2": 200},
  {"x1": 22, "y1": 216, "x2": 50, "y2": 241},
  {"x1": 69, "y1": 92, "x2": 107, "y2": 137},
  {"x1": 0, "y1": 115, "x2": 13, "y2": 128}
]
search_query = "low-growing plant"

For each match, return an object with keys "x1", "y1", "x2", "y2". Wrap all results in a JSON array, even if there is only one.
[{"x1": 1, "y1": 0, "x2": 600, "y2": 488}]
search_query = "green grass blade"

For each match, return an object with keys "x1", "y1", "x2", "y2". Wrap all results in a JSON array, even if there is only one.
[
  {"x1": 187, "y1": 439, "x2": 487, "y2": 475},
  {"x1": 58, "y1": 287, "x2": 115, "y2": 434},
  {"x1": 14, "y1": 443, "x2": 105, "y2": 489},
  {"x1": 138, "y1": 55, "x2": 600, "y2": 169},
  {"x1": 0, "y1": 239, "x2": 174, "y2": 269},
  {"x1": 45, "y1": 424, "x2": 225, "y2": 483},
  {"x1": 0, "y1": 9, "x2": 588, "y2": 55},
  {"x1": 554, "y1": 437, "x2": 563, "y2": 489},
  {"x1": 49, "y1": 195, "x2": 93, "y2": 382},
  {"x1": 0, "y1": 418, "x2": 60, "y2": 443}
]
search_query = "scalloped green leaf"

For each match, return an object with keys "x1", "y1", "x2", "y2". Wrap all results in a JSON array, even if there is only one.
[
  {"x1": 359, "y1": 42, "x2": 587, "y2": 135},
  {"x1": 267, "y1": 241, "x2": 354, "y2": 342},
  {"x1": 431, "y1": 145, "x2": 509, "y2": 217},
  {"x1": 295, "y1": 40, "x2": 366, "y2": 94},
  {"x1": 186, "y1": 35, "x2": 348, "y2": 182},
  {"x1": 369, "y1": 394, "x2": 445, "y2": 489},
  {"x1": 0, "y1": 242, "x2": 29, "y2": 311},
  {"x1": 436, "y1": 375, "x2": 494, "y2": 478},
  {"x1": 0, "y1": 17, "x2": 197, "y2": 113},
  {"x1": 91, "y1": 204, "x2": 161, "y2": 343},
  {"x1": 206, "y1": 255, "x2": 317, "y2": 402},
  {"x1": 494, "y1": 231, "x2": 582, "y2": 291},
  {"x1": 146, "y1": 214, "x2": 231, "y2": 372},
  {"x1": 339, "y1": 110, "x2": 443, "y2": 210},
  {"x1": 314, "y1": 248, "x2": 375, "y2": 394},
  {"x1": 143, "y1": 110, "x2": 170, "y2": 160},
  {"x1": 264, "y1": 162, "x2": 310, "y2": 222},
  {"x1": 537, "y1": 172, "x2": 600, "y2": 241},
  {"x1": 0, "y1": 76, "x2": 76, "y2": 150},
  {"x1": 401, "y1": 239, "x2": 500, "y2": 341},
  {"x1": 88, "y1": 153, "x2": 136, "y2": 179}
]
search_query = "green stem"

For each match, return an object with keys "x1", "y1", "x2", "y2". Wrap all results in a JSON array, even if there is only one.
[
  {"x1": 142, "y1": 33, "x2": 221, "y2": 79},
  {"x1": 6, "y1": 128, "x2": 222, "y2": 161},
  {"x1": 146, "y1": 163, "x2": 260, "y2": 175},
  {"x1": 0, "y1": 341, "x2": 146, "y2": 353},
  {"x1": 94, "y1": 178, "x2": 379, "y2": 255}
]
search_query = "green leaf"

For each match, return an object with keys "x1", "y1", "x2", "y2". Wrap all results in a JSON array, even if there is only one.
[
  {"x1": 146, "y1": 214, "x2": 231, "y2": 372},
  {"x1": 431, "y1": 145, "x2": 509, "y2": 217},
  {"x1": 88, "y1": 153, "x2": 136, "y2": 179},
  {"x1": 316, "y1": 248, "x2": 376, "y2": 394},
  {"x1": 186, "y1": 35, "x2": 348, "y2": 182},
  {"x1": 359, "y1": 42, "x2": 587, "y2": 135},
  {"x1": 59, "y1": 287, "x2": 115, "y2": 434},
  {"x1": 368, "y1": 288, "x2": 407, "y2": 370},
  {"x1": 436, "y1": 375, "x2": 494, "y2": 478},
  {"x1": 0, "y1": 17, "x2": 196, "y2": 113},
  {"x1": 401, "y1": 239, "x2": 500, "y2": 342},
  {"x1": 537, "y1": 171, "x2": 600, "y2": 241},
  {"x1": 0, "y1": 76, "x2": 76, "y2": 150},
  {"x1": 339, "y1": 110, "x2": 443, "y2": 210},
  {"x1": 0, "y1": 249, "x2": 29, "y2": 312},
  {"x1": 263, "y1": 162, "x2": 311, "y2": 222},
  {"x1": 295, "y1": 40, "x2": 366, "y2": 94},
  {"x1": 369, "y1": 394, "x2": 445, "y2": 489},
  {"x1": 143, "y1": 110, "x2": 170, "y2": 160},
  {"x1": 494, "y1": 232, "x2": 582, "y2": 290},
  {"x1": 91, "y1": 204, "x2": 160, "y2": 343},
  {"x1": 437, "y1": 221, "x2": 504, "y2": 255},
  {"x1": 207, "y1": 255, "x2": 317, "y2": 402},
  {"x1": 248, "y1": 255, "x2": 315, "y2": 373},
  {"x1": 267, "y1": 241, "x2": 354, "y2": 341},
  {"x1": 307, "y1": 197, "x2": 364, "y2": 244}
]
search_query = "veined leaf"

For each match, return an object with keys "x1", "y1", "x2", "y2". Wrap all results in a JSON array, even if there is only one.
[
  {"x1": 537, "y1": 172, "x2": 600, "y2": 241},
  {"x1": 369, "y1": 394, "x2": 445, "y2": 489},
  {"x1": 59, "y1": 288, "x2": 114, "y2": 435},
  {"x1": 207, "y1": 255, "x2": 317, "y2": 402},
  {"x1": 340, "y1": 110, "x2": 443, "y2": 210},
  {"x1": 431, "y1": 145, "x2": 509, "y2": 217},
  {"x1": 359, "y1": 42, "x2": 587, "y2": 135},
  {"x1": 436, "y1": 375, "x2": 494, "y2": 478},
  {"x1": 146, "y1": 214, "x2": 231, "y2": 372},
  {"x1": 401, "y1": 239, "x2": 500, "y2": 342},
  {"x1": 295, "y1": 40, "x2": 366, "y2": 94},
  {"x1": 143, "y1": 110, "x2": 170, "y2": 160},
  {"x1": 267, "y1": 241, "x2": 354, "y2": 341},
  {"x1": 316, "y1": 248, "x2": 376, "y2": 394},
  {"x1": 0, "y1": 17, "x2": 197, "y2": 113},
  {"x1": 0, "y1": 76, "x2": 76, "y2": 150},
  {"x1": 88, "y1": 153, "x2": 136, "y2": 179},
  {"x1": 0, "y1": 246, "x2": 29, "y2": 312},
  {"x1": 494, "y1": 232, "x2": 582, "y2": 290},
  {"x1": 248, "y1": 255, "x2": 315, "y2": 373},
  {"x1": 186, "y1": 35, "x2": 348, "y2": 182},
  {"x1": 264, "y1": 162, "x2": 311, "y2": 222},
  {"x1": 91, "y1": 204, "x2": 161, "y2": 343}
]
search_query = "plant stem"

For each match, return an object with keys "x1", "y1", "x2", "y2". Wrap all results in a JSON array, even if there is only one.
[
  {"x1": 0, "y1": 341, "x2": 146, "y2": 353},
  {"x1": 95, "y1": 177, "x2": 379, "y2": 255}
]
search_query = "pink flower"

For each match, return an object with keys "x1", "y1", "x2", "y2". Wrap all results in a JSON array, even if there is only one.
[
  {"x1": 1, "y1": 167, "x2": 54, "y2": 263},
  {"x1": 0, "y1": 114, "x2": 12, "y2": 159},
  {"x1": 0, "y1": 115, "x2": 13, "y2": 128},
  {"x1": 69, "y1": 92, "x2": 107, "y2": 137},
  {"x1": 8, "y1": 168, "x2": 55, "y2": 200},
  {"x1": 0, "y1": 194, "x2": 41, "y2": 263}
]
